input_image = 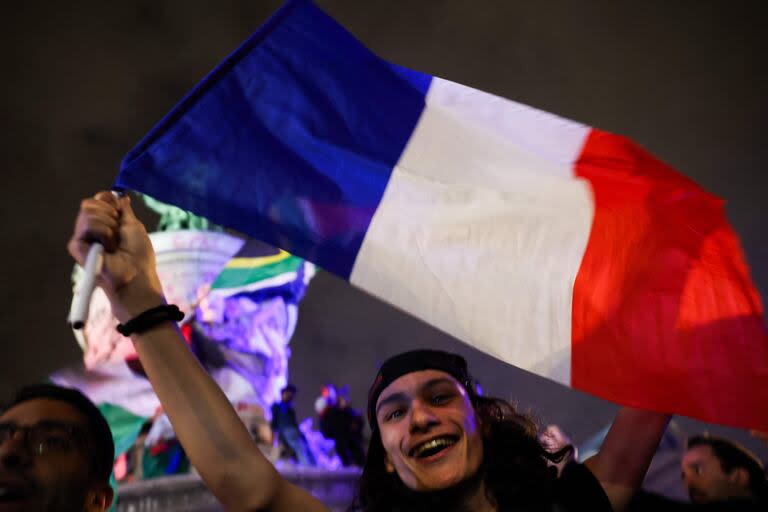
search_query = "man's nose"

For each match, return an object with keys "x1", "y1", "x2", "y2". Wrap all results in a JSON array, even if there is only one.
[
  {"x1": 409, "y1": 400, "x2": 439, "y2": 433},
  {"x1": 0, "y1": 432, "x2": 32, "y2": 470},
  {"x1": 681, "y1": 469, "x2": 697, "y2": 491}
]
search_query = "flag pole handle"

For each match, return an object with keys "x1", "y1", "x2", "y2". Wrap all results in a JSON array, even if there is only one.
[{"x1": 68, "y1": 189, "x2": 124, "y2": 330}]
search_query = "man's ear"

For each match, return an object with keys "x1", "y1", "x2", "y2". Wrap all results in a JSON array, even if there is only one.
[
  {"x1": 384, "y1": 452, "x2": 395, "y2": 474},
  {"x1": 86, "y1": 485, "x2": 114, "y2": 512},
  {"x1": 729, "y1": 467, "x2": 750, "y2": 490},
  {"x1": 476, "y1": 411, "x2": 490, "y2": 437}
]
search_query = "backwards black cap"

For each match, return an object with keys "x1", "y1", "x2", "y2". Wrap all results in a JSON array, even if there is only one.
[{"x1": 367, "y1": 349, "x2": 474, "y2": 428}]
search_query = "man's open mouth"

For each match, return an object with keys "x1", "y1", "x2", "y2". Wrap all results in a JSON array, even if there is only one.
[{"x1": 409, "y1": 435, "x2": 459, "y2": 458}]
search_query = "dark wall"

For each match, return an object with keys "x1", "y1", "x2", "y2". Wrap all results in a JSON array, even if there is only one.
[{"x1": 1, "y1": 0, "x2": 765, "y2": 463}]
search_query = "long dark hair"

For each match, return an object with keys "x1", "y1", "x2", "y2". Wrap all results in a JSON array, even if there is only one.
[{"x1": 350, "y1": 394, "x2": 560, "y2": 512}]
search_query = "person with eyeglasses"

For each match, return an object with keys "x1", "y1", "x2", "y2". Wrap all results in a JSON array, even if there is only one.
[{"x1": 0, "y1": 383, "x2": 114, "y2": 511}]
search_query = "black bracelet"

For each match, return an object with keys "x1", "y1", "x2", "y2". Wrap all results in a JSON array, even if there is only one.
[{"x1": 116, "y1": 305, "x2": 184, "y2": 336}]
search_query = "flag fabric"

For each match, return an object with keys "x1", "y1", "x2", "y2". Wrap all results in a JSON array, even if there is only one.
[
  {"x1": 194, "y1": 239, "x2": 315, "y2": 407},
  {"x1": 115, "y1": 0, "x2": 768, "y2": 429},
  {"x1": 207, "y1": 239, "x2": 315, "y2": 302},
  {"x1": 51, "y1": 363, "x2": 161, "y2": 419}
]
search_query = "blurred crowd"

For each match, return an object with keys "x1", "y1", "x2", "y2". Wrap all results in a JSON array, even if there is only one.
[{"x1": 111, "y1": 381, "x2": 368, "y2": 484}]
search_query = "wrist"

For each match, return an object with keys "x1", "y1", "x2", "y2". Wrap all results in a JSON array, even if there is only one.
[
  {"x1": 117, "y1": 305, "x2": 185, "y2": 336},
  {"x1": 108, "y1": 275, "x2": 167, "y2": 323}
]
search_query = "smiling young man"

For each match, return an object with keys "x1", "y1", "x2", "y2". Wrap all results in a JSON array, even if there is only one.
[
  {"x1": 374, "y1": 368, "x2": 482, "y2": 491},
  {"x1": 0, "y1": 384, "x2": 114, "y2": 512},
  {"x1": 355, "y1": 349, "x2": 660, "y2": 512},
  {"x1": 67, "y1": 191, "x2": 670, "y2": 511}
]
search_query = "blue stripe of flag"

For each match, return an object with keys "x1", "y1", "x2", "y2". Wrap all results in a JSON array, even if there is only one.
[{"x1": 117, "y1": 0, "x2": 432, "y2": 278}]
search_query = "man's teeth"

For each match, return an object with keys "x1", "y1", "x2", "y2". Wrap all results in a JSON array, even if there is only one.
[{"x1": 413, "y1": 437, "x2": 456, "y2": 457}]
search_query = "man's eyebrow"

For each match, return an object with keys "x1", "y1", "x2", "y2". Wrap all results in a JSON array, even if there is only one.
[
  {"x1": 0, "y1": 420, "x2": 82, "y2": 431},
  {"x1": 421, "y1": 377, "x2": 458, "y2": 390},
  {"x1": 376, "y1": 377, "x2": 460, "y2": 415},
  {"x1": 375, "y1": 392, "x2": 408, "y2": 415},
  {"x1": 34, "y1": 420, "x2": 80, "y2": 429}
]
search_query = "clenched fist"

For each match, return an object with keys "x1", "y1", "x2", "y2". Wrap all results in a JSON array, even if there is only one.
[{"x1": 68, "y1": 191, "x2": 165, "y2": 322}]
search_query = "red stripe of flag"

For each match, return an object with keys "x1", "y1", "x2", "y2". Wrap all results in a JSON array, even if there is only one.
[{"x1": 572, "y1": 129, "x2": 768, "y2": 430}]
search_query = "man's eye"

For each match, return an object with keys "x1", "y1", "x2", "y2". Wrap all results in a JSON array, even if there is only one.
[
  {"x1": 431, "y1": 394, "x2": 450, "y2": 405},
  {"x1": 385, "y1": 409, "x2": 404, "y2": 422},
  {"x1": 39, "y1": 436, "x2": 71, "y2": 450}
]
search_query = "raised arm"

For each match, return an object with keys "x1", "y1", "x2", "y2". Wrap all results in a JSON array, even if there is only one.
[
  {"x1": 584, "y1": 407, "x2": 671, "y2": 512},
  {"x1": 68, "y1": 191, "x2": 328, "y2": 512}
]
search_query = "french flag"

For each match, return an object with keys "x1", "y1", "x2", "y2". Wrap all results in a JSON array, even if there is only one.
[{"x1": 116, "y1": 0, "x2": 768, "y2": 430}]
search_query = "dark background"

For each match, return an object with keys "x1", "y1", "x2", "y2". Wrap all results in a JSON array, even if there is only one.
[{"x1": 1, "y1": 0, "x2": 766, "y2": 468}]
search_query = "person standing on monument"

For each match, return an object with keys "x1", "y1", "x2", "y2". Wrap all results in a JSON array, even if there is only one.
[{"x1": 270, "y1": 384, "x2": 316, "y2": 466}]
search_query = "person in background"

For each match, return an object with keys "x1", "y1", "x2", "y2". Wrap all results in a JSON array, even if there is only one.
[
  {"x1": 0, "y1": 383, "x2": 114, "y2": 511},
  {"x1": 271, "y1": 384, "x2": 316, "y2": 466},
  {"x1": 630, "y1": 434, "x2": 767, "y2": 511},
  {"x1": 320, "y1": 390, "x2": 365, "y2": 467},
  {"x1": 682, "y1": 435, "x2": 766, "y2": 507}
]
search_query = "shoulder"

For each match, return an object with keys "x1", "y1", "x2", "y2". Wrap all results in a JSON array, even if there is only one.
[{"x1": 552, "y1": 463, "x2": 613, "y2": 512}]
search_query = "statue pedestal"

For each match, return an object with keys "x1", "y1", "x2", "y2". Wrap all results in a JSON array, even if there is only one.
[{"x1": 116, "y1": 467, "x2": 360, "y2": 512}]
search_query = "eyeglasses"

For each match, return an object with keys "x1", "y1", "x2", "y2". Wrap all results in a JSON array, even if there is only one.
[{"x1": 0, "y1": 421, "x2": 88, "y2": 456}]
